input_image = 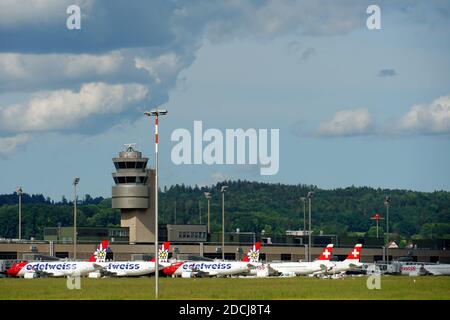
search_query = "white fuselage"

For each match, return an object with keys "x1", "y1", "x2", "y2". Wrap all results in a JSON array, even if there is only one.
[
  {"x1": 173, "y1": 261, "x2": 250, "y2": 277},
  {"x1": 94, "y1": 261, "x2": 170, "y2": 277},
  {"x1": 18, "y1": 261, "x2": 96, "y2": 277},
  {"x1": 399, "y1": 263, "x2": 428, "y2": 276},
  {"x1": 423, "y1": 264, "x2": 450, "y2": 275},
  {"x1": 247, "y1": 263, "x2": 270, "y2": 277},
  {"x1": 269, "y1": 260, "x2": 334, "y2": 276}
]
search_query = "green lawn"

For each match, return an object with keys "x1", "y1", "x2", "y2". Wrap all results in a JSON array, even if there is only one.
[{"x1": 0, "y1": 276, "x2": 449, "y2": 300}]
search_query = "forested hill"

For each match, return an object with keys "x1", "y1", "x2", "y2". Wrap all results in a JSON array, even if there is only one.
[{"x1": 1, "y1": 180, "x2": 449, "y2": 240}]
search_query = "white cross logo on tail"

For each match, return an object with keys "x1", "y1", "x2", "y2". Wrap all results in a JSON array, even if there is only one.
[
  {"x1": 323, "y1": 250, "x2": 330, "y2": 258},
  {"x1": 351, "y1": 249, "x2": 359, "y2": 258}
]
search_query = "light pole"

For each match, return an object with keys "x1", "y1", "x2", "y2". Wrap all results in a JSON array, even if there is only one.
[
  {"x1": 307, "y1": 191, "x2": 314, "y2": 262},
  {"x1": 144, "y1": 108, "x2": 167, "y2": 300},
  {"x1": 220, "y1": 186, "x2": 228, "y2": 260},
  {"x1": 72, "y1": 177, "x2": 80, "y2": 260},
  {"x1": 384, "y1": 196, "x2": 391, "y2": 263},
  {"x1": 174, "y1": 200, "x2": 177, "y2": 224},
  {"x1": 16, "y1": 187, "x2": 23, "y2": 240},
  {"x1": 204, "y1": 192, "x2": 212, "y2": 234},
  {"x1": 370, "y1": 213, "x2": 384, "y2": 238},
  {"x1": 300, "y1": 197, "x2": 306, "y2": 231}
]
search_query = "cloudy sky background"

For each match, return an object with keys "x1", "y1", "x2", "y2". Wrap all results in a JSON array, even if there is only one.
[{"x1": 0, "y1": 0, "x2": 449, "y2": 200}]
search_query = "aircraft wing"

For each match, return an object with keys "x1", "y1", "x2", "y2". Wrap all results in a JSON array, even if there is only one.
[
  {"x1": 192, "y1": 268, "x2": 217, "y2": 277},
  {"x1": 266, "y1": 264, "x2": 284, "y2": 276},
  {"x1": 34, "y1": 270, "x2": 62, "y2": 277},
  {"x1": 93, "y1": 263, "x2": 104, "y2": 270},
  {"x1": 92, "y1": 263, "x2": 123, "y2": 277},
  {"x1": 318, "y1": 263, "x2": 329, "y2": 270}
]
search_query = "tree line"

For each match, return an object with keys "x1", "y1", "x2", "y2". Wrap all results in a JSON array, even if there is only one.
[{"x1": 1, "y1": 180, "x2": 449, "y2": 241}]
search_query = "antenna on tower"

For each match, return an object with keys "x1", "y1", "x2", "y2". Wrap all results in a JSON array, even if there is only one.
[{"x1": 124, "y1": 143, "x2": 137, "y2": 152}]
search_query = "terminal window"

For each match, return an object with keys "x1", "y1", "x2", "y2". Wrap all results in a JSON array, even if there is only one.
[
  {"x1": 0, "y1": 252, "x2": 17, "y2": 259},
  {"x1": 281, "y1": 254, "x2": 291, "y2": 261},
  {"x1": 55, "y1": 252, "x2": 69, "y2": 259}
]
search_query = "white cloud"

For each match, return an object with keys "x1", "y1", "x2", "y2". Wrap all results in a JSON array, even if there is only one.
[
  {"x1": 0, "y1": 52, "x2": 124, "y2": 87},
  {"x1": 400, "y1": 95, "x2": 450, "y2": 134},
  {"x1": 0, "y1": 82, "x2": 148, "y2": 132},
  {"x1": 0, "y1": 134, "x2": 30, "y2": 155},
  {"x1": 134, "y1": 53, "x2": 181, "y2": 85},
  {"x1": 317, "y1": 108, "x2": 373, "y2": 137},
  {"x1": 211, "y1": 172, "x2": 229, "y2": 183},
  {"x1": 63, "y1": 52, "x2": 124, "y2": 77}
]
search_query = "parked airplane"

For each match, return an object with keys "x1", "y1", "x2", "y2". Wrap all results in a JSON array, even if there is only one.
[
  {"x1": 399, "y1": 261, "x2": 450, "y2": 276},
  {"x1": 326, "y1": 244, "x2": 363, "y2": 274},
  {"x1": 267, "y1": 244, "x2": 334, "y2": 276},
  {"x1": 6, "y1": 242, "x2": 106, "y2": 278},
  {"x1": 163, "y1": 242, "x2": 261, "y2": 278},
  {"x1": 89, "y1": 241, "x2": 171, "y2": 277},
  {"x1": 423, "y1": 264, "x2": 450, "y2": 275}
]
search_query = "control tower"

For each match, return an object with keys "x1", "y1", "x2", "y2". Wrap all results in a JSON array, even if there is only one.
[{"x1": 111, "y1": 144, "x2": 155, "y2": 243}]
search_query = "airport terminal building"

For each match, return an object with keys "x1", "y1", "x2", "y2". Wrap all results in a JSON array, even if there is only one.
[{"x1": 1, "y1": 145, "x2": 449, "y2": 265}]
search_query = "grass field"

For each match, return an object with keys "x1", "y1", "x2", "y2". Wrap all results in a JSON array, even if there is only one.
[{"x1": 0, "y1": 276, "x2": 449, "y2": 300}]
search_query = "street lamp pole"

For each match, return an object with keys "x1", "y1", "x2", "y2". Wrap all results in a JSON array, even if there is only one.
[
  {"x1": 144, "y1": 108, "x2": 167, "y2": 300},
  {"x1": 384, "y1": 196, "x2": 391, "y2": 263},
  {"x1": 174, "y1": 200, "x2": 177, "y2": 224},
  {"x1": 307, "y1": 191, "x2": 315, "y2": 262},
  {"x1": 220, "y1": 186, "x2": 228, "y2": 260},
  {"x1": 300, "y1": 197, "x2": 306, "y2": 231},
  {"x1": 204, "y1": 192, "x2": 212, "y2": 234},
  {"x1": 72, "y1": 177, "x2": 79, "y2": 260},
  {"x1": 16, "y1": 187, "x2": 23, "y2": 240},
  {"x1": 199, "y1": 200, "x2": 202, "y2": 224}
]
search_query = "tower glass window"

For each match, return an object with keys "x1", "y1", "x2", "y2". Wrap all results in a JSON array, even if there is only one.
[
  {"x1": 116, "y1": 162, "x2": 126, "y2": 169},
  {"x1": 125, "y1": 176, "x2": 137, "y2": 183},
  {"x1": 126, "y1": 162, "x2": 137, "y2": 169}
]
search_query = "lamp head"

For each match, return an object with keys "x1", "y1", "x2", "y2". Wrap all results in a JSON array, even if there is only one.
[
  {"x1": 384, "y1": 196, "x2": 391, "y2": 206},
  {"x1": 73, "y1": 177, "x2": 80, "y2": 185},
  {"x1": 220, "y1": 186, "x2": 228, "y2": 193},
  {"x1": 144, "y1": 109, "x2": 168, "y2": 116},
  {"x1": 16, "y1": 187, "x2": 23, "y2": 195}
]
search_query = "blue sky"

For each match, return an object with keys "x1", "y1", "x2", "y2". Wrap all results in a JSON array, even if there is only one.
[{"x1": 0, "y1": 1, "x2": 449, "y2": 200}]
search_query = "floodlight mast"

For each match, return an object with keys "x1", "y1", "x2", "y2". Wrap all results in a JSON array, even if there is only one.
[
  {"x1": 204, "y1": 192, "x2": 212, "y2": 234},
  {"x1": 220, "y1": 186, "x2": 228, "y2": 260},
  {"x1": 73, "y1": 177, "x2": 80, "y2": 260},
  {"x1": 307, "y1": 191, "x2": 315, "y2": 262},
  {"x1": 384, "y1": 196, "x2": 391, "y2": 263},
  {"x1": 16, "y1": 187, "x2": 23, "y2": 240},
  {"x1": 144, "y1": 108, "x2": 168, "y2": 299}
]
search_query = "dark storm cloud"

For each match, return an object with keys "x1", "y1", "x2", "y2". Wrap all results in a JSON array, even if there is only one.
[{"x1": 0, "y1": 0, "x2": 176, "y2": 54}]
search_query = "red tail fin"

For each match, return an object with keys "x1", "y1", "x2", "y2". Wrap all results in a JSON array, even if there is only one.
[
  {"x1": 345, "y1": 244, "x2": 362, "y2": 261},
  {"x1": 316, "y1": 244, "x2": 333, "y2": 261},
  {"x1": 241, "y1": 242, "x2": 262, "y2": 262},
  {"x1": 89, "y1": 240, "x2": 108, "y2": 262}
]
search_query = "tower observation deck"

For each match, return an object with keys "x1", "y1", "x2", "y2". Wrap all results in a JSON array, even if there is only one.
[{"x1": 111, "y1": 144, "x2": 155, "y2": 243}]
